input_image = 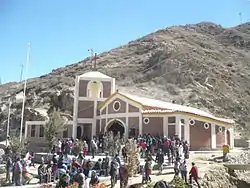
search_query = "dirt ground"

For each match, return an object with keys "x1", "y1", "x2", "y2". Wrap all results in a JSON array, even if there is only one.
[{"x1": 0, "y1": 150, "x2": 239, "y2": 187}]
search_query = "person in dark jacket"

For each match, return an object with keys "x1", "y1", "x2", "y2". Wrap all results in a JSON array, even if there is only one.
[
  {"x1": 93, "y1": 158, "x2": 102, "y2": 172},
  {"x1": 110, "y1": 159, "x2": 119, "y2": 188},
  {"x1": 155, "y1": 149, "x2": 165, "y2": 175},
  {"x1": 56, "y1": 174, "x2": 69, "y2": 188},
  {"x1": 5, "y1": 154, "x2": 12, "y2": 184},
  {"x1": 119, "y1": 164, "x2": 128, "y2": 188},
  {"x1": 121, "y1": 146, "x2": 127, "y2": 162},
  {"x1": 89, "y1": 171, "x2": 99, "y2": 186}
]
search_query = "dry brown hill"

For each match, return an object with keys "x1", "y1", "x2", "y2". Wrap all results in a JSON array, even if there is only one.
[{"x1": 1, "y1": 21, "x2": 250, "y2": 138}]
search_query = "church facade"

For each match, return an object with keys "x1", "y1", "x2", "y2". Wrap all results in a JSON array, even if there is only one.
[{"x1": 25, "y1": 71, "x2": 235, "y2": 150}]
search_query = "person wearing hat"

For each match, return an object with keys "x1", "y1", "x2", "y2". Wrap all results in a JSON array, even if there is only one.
[
  {"x1": 189, "y1": 162, "x2": 200, "y2": 188},
  {"x1": 119, "y1": 164, "x2": 128, "y2": 188}
]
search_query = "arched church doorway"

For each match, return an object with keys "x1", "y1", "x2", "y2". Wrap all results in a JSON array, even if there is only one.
[
  {"x1": 226, "y1": 130, "x2": 230, "y2": 146},
  {"x1": 77, "y1": 126, "x2": 82, "y2": 139},
  {"x1": 106, "y1": 119, "x2": 125, "y2": 137}
]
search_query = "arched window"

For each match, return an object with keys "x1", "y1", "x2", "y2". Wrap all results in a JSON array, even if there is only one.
[{"x1": 87, "y1": 81, "x2": 103, "y2": 98}]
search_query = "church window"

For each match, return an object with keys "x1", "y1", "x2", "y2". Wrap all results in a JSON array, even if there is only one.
[
  {"x1": 204, "y1": 123, "x2": 209, "y2": 129},
  {"x1": 87, "y1": 81, "x2": 103, "y2": 98},
  {"x1": 189, "y1": 119, "x2": 195, "y2": 126},
  {"x1": 39, "y1": 125, "x2": 44, "y2": 137},
  {"x1": 143, "y1": 118, "x2": 150, "y2": 124},
  {"x1": 31, "y1": 125, "x2": 36, "y2": 137},
  {"x1": 113, "y1": 101, "x2": 121, "y2": 111}
]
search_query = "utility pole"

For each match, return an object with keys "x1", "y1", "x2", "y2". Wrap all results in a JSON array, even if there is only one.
[
  {"x1": 20, "y1": 43, "x2": 30, "y2": 142},
  {"x1": 6, "y1": 99, "x2": 11, "y2": 146}
]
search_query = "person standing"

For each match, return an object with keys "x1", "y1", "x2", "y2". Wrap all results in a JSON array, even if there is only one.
[
  {"x1": 144, "y1": 158, "x2": 152, "y2": 183},
  {"x1": 119, "y1": 164, "x2": 128, "y2": 188},
  {"x1": 13, "y1": 157, "x2": 22, "y2": 186},
  {"x1": 110, "y1": 158, "x2": 119, "y2": 188},
  {"x1": 91, "y1": 140, "x2": 97, "y2": 159},
  {"x1": 155, "y1": 149, "x2": 164, "y2": 175},
  {"x1": 5, "y1": 153, "x2": 12, "y2": 184},
  {"x1": 174, "y1": 160, "x2": 180, "y2": 176},
  {"x1": 180, "y1": 160, "x2": 187, "y2": 183},
  {"x1": 189, "y1": 162, "x2": 201, "y2": 188},
  {"x1": 104, "y1": 152, "x2": 110, "y2": 177},
  {"x1": 121, "y1": 146, "x2": 128, "y2": 163},
  {"x1": 83, "y1": 141, "x2": 88, "y2": 158}
]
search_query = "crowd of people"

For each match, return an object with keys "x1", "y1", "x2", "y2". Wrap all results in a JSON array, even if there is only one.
[{"x1": 3, "y1": 132, "x2": 201, "y2": 188}]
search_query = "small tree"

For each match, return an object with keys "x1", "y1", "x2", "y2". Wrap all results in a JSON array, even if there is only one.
[
  {"x1": 45, "y1": 108, "x2": 67, "y2": 151},
  {"x1": 8, "y1": 136, "x2": 29, "y2": 156},
  {"x1": 125, "y1": 139, "x2": 140, "y2": 177},
  {"x1": 72, "y1": 140, "x2": 84, "y2": 156}
]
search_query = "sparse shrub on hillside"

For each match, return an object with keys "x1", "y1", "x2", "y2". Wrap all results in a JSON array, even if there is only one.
[{"x1": 1, "y1": 22, "x2": 250, "y2": 133}]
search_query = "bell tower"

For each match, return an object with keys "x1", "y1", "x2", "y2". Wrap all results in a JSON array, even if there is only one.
[{"x1": 72, "y1": 53, "x2": 116, "y2": 140}]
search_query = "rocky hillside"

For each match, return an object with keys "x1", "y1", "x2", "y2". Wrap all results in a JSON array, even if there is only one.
[{"x1": 1, "y1": 22, "x2": 250, "y2": 137}]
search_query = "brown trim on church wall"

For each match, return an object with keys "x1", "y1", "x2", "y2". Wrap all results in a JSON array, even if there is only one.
[
  {"x1": 78, "y1": 101, "x2": 94, "y2": 118},
  {"x1": 78, "y1": 80, "x2": 88, "y2": 97},
  {"x1": 107, "y1": 98, "x2": 126, "y2": 114},
  {"x1": 101, "y1": 119, "x2": 106, "y2": 132},
  {"x1": 128, "y1": 104, "x2": 140, "y2": 112},
  {"x1": 128, "y1": 117, "x2": 139, "y2": 129},
  {"x1": 216, "y1": 126, "x2": 225, "y2": 149},
  {"x1": 168, "y1": 124, "x2": 175, "y2": 138},
  {"x1": 97, "y1": 101, "x2": 101, "y2": 116},
  {"x1": 101, "y1": 107, "x2": 106, "y2": 115},
  {"x1": 102, "y1": 81, "x2": 111, "y2": 98},
  {"x1": 142, "y1": 117, "x2": 163, "y2": 136},
  {"x1": 96, "y1": 120, "x2": 100, "y2": 135},
  {"x1": 190, "y1": 120, "x2": 211, "y2": 150}
]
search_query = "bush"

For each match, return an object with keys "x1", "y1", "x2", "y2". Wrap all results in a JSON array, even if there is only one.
[
  {"x1": 72, "y1": 140, "x2": 84, "y2": 156},
  {"x1": 8, "y1": 136, "x2": 29, "y2": 156},
  {"x1": 170, "y1": 176, "x2": 188, "y2": 188}
]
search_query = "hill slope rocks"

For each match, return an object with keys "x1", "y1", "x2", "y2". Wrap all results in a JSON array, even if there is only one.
[{"x1": 1, "y1": 22, "x2": 250, "y2": 137}]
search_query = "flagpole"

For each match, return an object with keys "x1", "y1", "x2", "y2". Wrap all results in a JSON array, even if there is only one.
[
  {"x1": 6, "y1": 99, "x2": 11, "y2": 146},
  {"x1": 20, "y1": 43, "x2": 30, "y2": 142}
]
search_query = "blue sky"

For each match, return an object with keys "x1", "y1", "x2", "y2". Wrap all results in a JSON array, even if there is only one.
[{"x1": 1, "y1": 0, "x2": 250, "y2": 83}]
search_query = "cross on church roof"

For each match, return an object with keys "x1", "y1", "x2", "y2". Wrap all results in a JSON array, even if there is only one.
[
  {"x1": 93, "y1": 53, "x2": 97, "y2": 71},
  {"x1": 88, "y1": 49, "x2": 98, "y2": 71}
]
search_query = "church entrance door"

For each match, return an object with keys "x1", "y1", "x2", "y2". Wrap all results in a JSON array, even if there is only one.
[{"x1": 107, "y1": 120, "x2": 125, "y2": 137}]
